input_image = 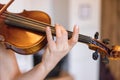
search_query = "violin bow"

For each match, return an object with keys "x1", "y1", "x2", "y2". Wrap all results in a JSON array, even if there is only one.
[{"x1": 0, "y1": 0, "x2": 14, "y2": 15}]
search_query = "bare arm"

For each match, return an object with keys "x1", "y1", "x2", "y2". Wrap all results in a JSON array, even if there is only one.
[{"x1": 0, "y1": 43, "x2": 20, "y2": 80}]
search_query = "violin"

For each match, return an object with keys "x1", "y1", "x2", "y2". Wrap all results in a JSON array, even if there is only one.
[{"x1": 0, "y1": 0, "x2": 120, "y2": 63}]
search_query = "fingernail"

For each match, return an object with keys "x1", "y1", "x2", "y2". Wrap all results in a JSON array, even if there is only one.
[
  {"x1": 75, "y1": 25, "x2": 79, "y2": 29},
  {"x1": 46, "y1": 26, "x2": 50, "y2": 31},
  {"x1": 75, "y1": 25, "x2": 79, "y2": 33},
  {"x1": 55, "y1": 23, "x2": 59, "y2": 26}
]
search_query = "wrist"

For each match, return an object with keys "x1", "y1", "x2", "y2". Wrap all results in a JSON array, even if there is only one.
[{"x1": 41, "y1": 60, "x2": 55, "y2": 73}]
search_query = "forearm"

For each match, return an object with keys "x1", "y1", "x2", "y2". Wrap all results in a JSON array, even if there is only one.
[{"x1": 16, "y1": 62, "x2": 51, "y2": 80}]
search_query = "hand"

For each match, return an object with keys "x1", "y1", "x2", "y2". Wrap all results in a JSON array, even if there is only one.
[{"x1": 42, "y1": 24, "x2": 79, "y2": 72}]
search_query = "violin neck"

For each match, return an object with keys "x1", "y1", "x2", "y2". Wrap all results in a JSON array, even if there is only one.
[
  {"x1": 4, "y1": 13, "x2": 92, "y2": 44},
  {"x1": 67, "y1": 31, "x2": 92, "y2": 44}
]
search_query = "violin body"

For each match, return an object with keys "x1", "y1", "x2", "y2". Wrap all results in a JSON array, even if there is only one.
[{"x1": 0, "y1": 6, "x2": 51, "y2": 54}]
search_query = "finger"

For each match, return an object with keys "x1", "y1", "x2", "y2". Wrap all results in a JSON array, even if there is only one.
[
  {"x1": 45, "y1": 27, "x2": 55, "y2": 47},
  {"x1": 55, "y1": 24, "x2": 62, "y2": 45},
  {"x1": 61, "y1": 26, "x2": 68, "y2": 44},
  {"x1": 68, "y1": 25, "x2": 79, "y2": 48}
]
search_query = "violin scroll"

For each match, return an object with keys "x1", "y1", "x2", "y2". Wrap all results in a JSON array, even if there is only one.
[
  {"x1": 88, "y1": 38, "x2": 120, "y2": 62},
  {"x1": 88, "y1": 33, "x2": 120, "y2": 63}
]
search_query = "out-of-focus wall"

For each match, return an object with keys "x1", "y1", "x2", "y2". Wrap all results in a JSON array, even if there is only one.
[{"x1": 53, "y1": 0, "x2": 101, "y2": 80}]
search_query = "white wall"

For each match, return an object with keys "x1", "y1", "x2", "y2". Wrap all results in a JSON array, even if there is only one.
[
  {"x1": 0, "y1": 0, "x2": 54, "y2": 18},
  {"x1": 69, "y1": 0, "x2": 101, "y2": 80},
  {"x1": 53, "y1": 0, "x2": 101, "y2": 80}
]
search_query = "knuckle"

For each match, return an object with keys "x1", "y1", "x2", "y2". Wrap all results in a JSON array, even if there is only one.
[
  {"x1": 72, "y1": 38, "x2": 77, "y2": 43},
  {"x1": 64, "y1": 31, "x2": 68, "y2": 36},
  {"x1": 57, "y1": 34, "x2": 61, "y2": 39}
]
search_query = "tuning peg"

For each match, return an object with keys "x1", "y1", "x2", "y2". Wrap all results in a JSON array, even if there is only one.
[
  {"x1": 94, "y1": 32, "x2": 99, "y2": 39},
  {"x1": 102, "y1": 56, "x2": 109, "y2": 64},
  {"x1": 102, "y1": 39, "x2": 110, "y2": 45},
  {"x1": 92, "y1": 50, "x2": 99, "y2": 60}
]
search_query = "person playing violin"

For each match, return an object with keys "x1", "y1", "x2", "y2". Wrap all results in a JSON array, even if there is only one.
[{"x1": 0, "y1": 24, "x2": 79, "y2": 80}]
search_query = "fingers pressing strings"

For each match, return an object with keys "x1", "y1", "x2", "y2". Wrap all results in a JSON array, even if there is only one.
[
  {"x1": 45, "y1": 24, "x2": 79, "y2": 49},
  {"x1": 68, "y1": 25, "x2": 79, "y2": 48},
  {"x1": 45, "y1": 26, "x2": 55, "y2": 48},
  {"x1": 55, "y1": 24, "x2": 63, "y2": 46},
  {"x1": 60, "y1": 25, "x2": 68, "y2": 44}
]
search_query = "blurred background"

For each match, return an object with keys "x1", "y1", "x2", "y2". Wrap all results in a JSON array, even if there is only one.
[{"x1": 0, "y1": 0, "x2": 119, "y2": 80}]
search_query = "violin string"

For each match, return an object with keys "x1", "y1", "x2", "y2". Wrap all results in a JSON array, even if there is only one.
[
  {"x1": 5, "y1": 16, "x2": 52, "y2": 34},
  {"x1": 4, "y1": 12, "x2": 57, "y2": 34},
  {"x1": 67, "y1": 30, "x2": 92, "y2": 43},
  {"x1": 4, "y1": 12, "x2": 53, "y2": 28},
  {"x1": 3, "y1": 12, "x2": 92, "y2": 44}
]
